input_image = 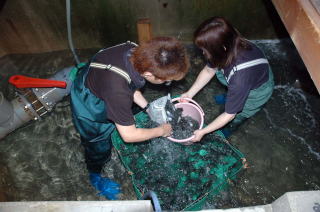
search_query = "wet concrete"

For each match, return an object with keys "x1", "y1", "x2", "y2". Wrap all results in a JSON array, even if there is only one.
[{"x1": 0, "y1": 39, "x2": 319, "y2": 209}]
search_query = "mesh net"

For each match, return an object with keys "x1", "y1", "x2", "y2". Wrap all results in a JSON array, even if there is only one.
[{"x1": 112, "y1": 112, "x2": 245, "y2": 211}]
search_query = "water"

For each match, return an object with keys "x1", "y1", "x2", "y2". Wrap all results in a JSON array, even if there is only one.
[
  {"x1": 0, "y1": 39, "x2": 319, "y2": 209},
  {"x1": 213, "y1": 84, "x2": 320, "y2": 208}
]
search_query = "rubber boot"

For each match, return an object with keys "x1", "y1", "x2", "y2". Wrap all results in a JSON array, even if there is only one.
[
  {"x1": 214, "y1": 94, "x2": 227, "y2": 105},
  {"x1": 221, "y1": 115, "x2": 248, "y2": 139},
  {"x1": 220, "y1": 128, "x2": 232, "y2": 139},
  {"x1": 89, "y1": 173, "x2": 121, "y2": 200}
]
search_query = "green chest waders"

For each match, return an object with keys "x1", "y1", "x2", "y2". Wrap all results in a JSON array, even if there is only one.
[
  {"x1": 216, "y1": 59, "x2": 274, "y2": 132},
  {"x1": 70, "y1": 63, "x2": 131, "y2": 173}
]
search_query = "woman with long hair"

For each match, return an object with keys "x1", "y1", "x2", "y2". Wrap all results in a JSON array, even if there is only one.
[{"x1": 182, "y1": 17, "x2": 274, "y2": 141}]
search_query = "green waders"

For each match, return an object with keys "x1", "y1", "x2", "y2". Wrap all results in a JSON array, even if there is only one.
[
  {"x1": 216, "y1": 67, "x2": 274, "y2": 132},
  {"x1": 70, "y1": 64, "x2": 115, "y2": 173}
]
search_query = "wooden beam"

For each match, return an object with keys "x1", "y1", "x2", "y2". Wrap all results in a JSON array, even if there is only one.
[
  {"x1": 272, "y1": 0, "x2": 320, "y2": 93},
  {"x1": 137, "y1": 18, "x2": 152, "y2": 44}
]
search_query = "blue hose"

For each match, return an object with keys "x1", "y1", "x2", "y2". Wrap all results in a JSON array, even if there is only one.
[{"x1": 141, "y1": 191, "x2": 162, "y2": 212}]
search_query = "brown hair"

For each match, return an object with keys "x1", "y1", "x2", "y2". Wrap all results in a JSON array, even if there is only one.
[
  {"x1": 131, "y1": 37, "x2": 189, "y2": 80},
  {"x1": 194, "y1": 17, "x2": 251, "y2": 69}
]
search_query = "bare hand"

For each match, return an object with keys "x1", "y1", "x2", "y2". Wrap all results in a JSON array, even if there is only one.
[
  {"x1": 191, "y1": 129, "x2": 206, "y2": 142},
  {"x1": 160, "y1": 123, "x2": 172, "y2": 137},
  {"x1": 179, "y1": 93, "x2": 192, "y2": 103}
]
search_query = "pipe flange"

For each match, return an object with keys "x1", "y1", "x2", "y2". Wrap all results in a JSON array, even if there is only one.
[{"x1": 16, "y1": 88, "x2": 48, "y2": 120}]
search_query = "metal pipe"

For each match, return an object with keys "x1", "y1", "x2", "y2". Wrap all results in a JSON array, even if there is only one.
[
  {"x1": 0, "y1": 92, "x2": 13, "y2": 125},
  {"x1": 32, "y1": 66, "x2": 74, "y2": 112},
  {"x1": 0, "y1": 66, "x2": 74, "y2": 140},
  {"x1": 0, "y1": 93, "x2": 36, "y2": 139}
]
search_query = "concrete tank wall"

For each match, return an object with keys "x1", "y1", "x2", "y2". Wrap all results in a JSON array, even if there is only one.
[{"x1": 0, "y1": 0, "x2": 286, "y2": 57}]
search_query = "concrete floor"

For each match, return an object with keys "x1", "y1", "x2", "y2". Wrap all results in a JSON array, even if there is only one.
[{"x1": 0, "y1": 39, "x2": 319, "y2": 210}]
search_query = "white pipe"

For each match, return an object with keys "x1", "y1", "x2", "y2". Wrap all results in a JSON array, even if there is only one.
[
  {"x1": 0, "y1": 67, "x2": 74, "y2": 140},
  {"x1": 0, "y1": 94, "x2": 36, "y2": 139},
  {"x1": 0, "y1": 0, "x2": 81, "y2": 139},
  {"x1": 0, "y1": 92, "x2": 13, "y2": 125}
]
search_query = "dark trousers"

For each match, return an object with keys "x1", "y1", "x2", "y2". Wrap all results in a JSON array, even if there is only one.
[{"x1": 81, "y1": 135, "x2": 112, "y2": 174}]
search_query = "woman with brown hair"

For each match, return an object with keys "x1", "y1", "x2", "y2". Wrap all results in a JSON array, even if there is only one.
[
  {"x1": 182, "y1": 16, "x2": 274, "y2": 141},
  {"x1": 70, "y1": 37, "x2": 189, "y2": 199}
]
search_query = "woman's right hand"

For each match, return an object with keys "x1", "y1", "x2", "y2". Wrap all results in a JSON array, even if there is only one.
[
  {"x1": 159, "y1": 123, "x2": 172, "y2": 137},
  {"x1": 179, "y1": 92, "x2": 192, "y2": 102}
]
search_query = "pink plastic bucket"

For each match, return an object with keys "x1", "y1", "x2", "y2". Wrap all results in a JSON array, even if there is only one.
[{"x1": 167, "y1": 97, "x2": 204, "y2": 145}]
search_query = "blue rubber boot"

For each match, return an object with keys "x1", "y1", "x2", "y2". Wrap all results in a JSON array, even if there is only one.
[
  {"x1": 220, "y1": 128, "x2": 232, "y2": 139},
  {"x1": 89, "y1": 173, "x2": 121, "y2": 200},
  {"x1": 214, "y1": 94, "x2": 227, "y2": 105}
]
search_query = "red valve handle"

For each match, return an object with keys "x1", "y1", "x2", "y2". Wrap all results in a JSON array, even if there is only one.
[{"x1": 9, "y1": 75, "x2": 67, "y2": 89}]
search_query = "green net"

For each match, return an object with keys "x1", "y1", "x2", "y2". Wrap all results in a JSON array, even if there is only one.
[{"x1": 112, "y1": 112, "x2": 245, "y2": 211}]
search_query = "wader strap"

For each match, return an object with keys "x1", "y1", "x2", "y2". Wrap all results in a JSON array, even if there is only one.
[
  {"x1": 226, "y1": 58, "x2": 269, "y2": 83},
  {"x1": 89, "y1": 62, "x2": 132, "y2": 84},
  {"x1": 97, "y1": 41, "x2": 138, "y2": 54}
]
